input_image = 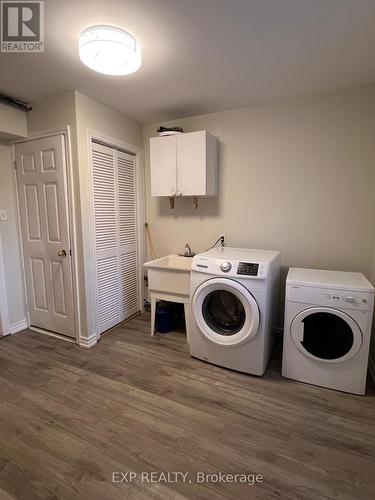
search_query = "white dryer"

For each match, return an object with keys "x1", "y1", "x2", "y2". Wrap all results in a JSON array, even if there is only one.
[
  {"x1": 282, "y1": 268, "x2": 374, "y2": 395},
  {"x1": 189, "y1": 247, "x2": 281, "y2": 375}
]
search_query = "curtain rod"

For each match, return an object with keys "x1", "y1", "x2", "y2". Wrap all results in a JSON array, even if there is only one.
[{"x1": 0, "y1": 93, "x2": 32, "y2": 112}]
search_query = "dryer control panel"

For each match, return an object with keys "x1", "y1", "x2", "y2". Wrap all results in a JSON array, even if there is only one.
[{"x1": 286, "y1": 285, "x2": 374, "y2": 311}]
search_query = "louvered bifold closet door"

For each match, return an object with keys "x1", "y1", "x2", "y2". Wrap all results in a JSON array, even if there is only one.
[
  {"x1": 118, "y1": 150, "x2": 139, "y2": 319},
  {"x1": 92, "y1": 142, "x2": 139, "y2": 335},
  {"x1": 92, "y1": 143, "x2": 121, "y2": 333}
]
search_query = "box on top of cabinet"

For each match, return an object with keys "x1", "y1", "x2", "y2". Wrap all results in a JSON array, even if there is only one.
[{"x1": 150, "y1": 130, "x2": 218, "y2": 197}]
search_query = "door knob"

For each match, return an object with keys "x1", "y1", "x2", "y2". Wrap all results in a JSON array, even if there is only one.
[{"x1": 58, "y1": 249, "x2": 67, "y2": 257}]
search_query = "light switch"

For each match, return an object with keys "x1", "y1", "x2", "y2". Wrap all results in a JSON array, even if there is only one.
[{"x1": 0, "y1": 209, "x2": 8, "y2": 221}]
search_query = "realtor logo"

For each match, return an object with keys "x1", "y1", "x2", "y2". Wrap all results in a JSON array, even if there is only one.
[{"x1": 1, "y1": 1, "x2": 44, "y2": 52}]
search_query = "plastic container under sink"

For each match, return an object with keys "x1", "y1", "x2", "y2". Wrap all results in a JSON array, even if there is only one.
[{"x1": 156, "y1": 306, "x2": 174, "y2": 333}]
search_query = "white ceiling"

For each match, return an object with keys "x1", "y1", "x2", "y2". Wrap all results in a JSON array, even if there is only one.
[{"x1": 1, "y1": 0, "x2": 375, "y2": 124}]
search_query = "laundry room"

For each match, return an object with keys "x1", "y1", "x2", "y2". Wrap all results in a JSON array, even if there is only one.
[{"x1": 0, "y1": 1, "x2": 375, "y2": 499}]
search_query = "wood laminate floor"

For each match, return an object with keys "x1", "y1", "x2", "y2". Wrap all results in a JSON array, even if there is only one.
[{"x1": 0, "y1": 314, "x2": 374, "y2": 500}]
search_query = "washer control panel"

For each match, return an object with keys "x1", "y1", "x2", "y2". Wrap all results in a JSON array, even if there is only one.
[
  {"x1": 193, "y1": 256, "x2": 269, "y2": 279},
  {"x1": 237, "y1": 262, "x2": 259, "y2": 276}
]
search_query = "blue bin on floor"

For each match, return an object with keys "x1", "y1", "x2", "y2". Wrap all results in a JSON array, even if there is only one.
[{"x1": 156, "y1": 306, "x2": 174, "y2": 333}]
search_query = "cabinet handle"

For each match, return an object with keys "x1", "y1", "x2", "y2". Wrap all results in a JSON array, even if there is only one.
[
  {"x1": 176, "y1": 191, "x2": 182, "y2": 196},
  {"x1": 171, "y1": 190, "x2": 176, "y2": 196}
]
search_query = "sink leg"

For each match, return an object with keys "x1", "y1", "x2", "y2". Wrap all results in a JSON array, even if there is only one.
[
  {"x1": 151, "y1": 297, "x2": 156, "y2": 336},
  {"x1": 184, "y1": 303, "x2": 190, "y2": 344}
]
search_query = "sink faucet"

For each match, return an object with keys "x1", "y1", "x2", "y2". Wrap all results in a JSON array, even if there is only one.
[{"x1": 180, "y1": 243, "x2": 195, "y2": 257}]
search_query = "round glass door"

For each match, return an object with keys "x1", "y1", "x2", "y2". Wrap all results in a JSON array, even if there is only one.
[
  {"x1": 291, "y1": 307, "x2": 362, "y2": 363},
  {"x1": 192, "y1": 278, "x2": 260, "y2": 346},
  {"x1": 202, "y1": 290, "x2": 246, "y2": 335}
]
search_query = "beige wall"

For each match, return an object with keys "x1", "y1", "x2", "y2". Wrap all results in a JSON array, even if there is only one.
[
  {"x1": 371, "y1": 244, "x2": 375, "y2": 284},
  {"x1": 0, "y1": 103, "x2": 27, "y2": 140},
  {"x1": 28, "y1": 91, "x2": 77, "y2": 134},
  {"x1": 74, "y1": 91, "x2": 142, "y2": 148},
  {"x1": 143, "y1": 87, "x2": 375, "y2": 283},
  {"x1": 0, "y1": 141, "x2": 26, "y2": 326}
]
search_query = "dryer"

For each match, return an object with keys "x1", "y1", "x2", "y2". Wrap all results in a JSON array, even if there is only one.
[
  {"x1": 189, "y1": 247, "x2": 280, "y2": 375},
  {"x1": 282, "y1": 268, "x2": 374, "y2": 395}
]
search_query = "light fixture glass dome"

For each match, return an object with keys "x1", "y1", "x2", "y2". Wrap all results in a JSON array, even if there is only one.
[{"x1": 79, "y1": 25, "x2": 141, "y2": 76}]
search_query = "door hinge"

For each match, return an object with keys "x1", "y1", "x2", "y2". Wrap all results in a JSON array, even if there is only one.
[{"x1": 13, "y1": 160, "x2": 17, "y2": 170}]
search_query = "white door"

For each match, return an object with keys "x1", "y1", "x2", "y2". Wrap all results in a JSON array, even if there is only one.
[
  {"x1": 192, "y1": 278, "x2": 260, "y2": 346},
  {"x1": 150, "y1": 135, "x2": 177, "y2": 196},
  {"x1": 91, "y1": 142, "x2": 139, "y2": 335},
  {"x1": 15, "y1": 135, "x2": 75, "y2": 337}
]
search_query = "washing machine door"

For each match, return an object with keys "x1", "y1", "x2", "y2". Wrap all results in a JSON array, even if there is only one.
[
  {"x1": 192, "y1": 278, "x2": 260, "y2": 346},
  {"x1": 290, "y1": 307, "x2": 362, "y2": 363}
]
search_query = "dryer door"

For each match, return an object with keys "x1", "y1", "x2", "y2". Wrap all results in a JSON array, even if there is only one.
[
  {"x1": 192, "y1": 278, "x2": 260, "y2": 347},
  {"x1": 290, "y1": 307, "x2": 362, "y2": 363}
]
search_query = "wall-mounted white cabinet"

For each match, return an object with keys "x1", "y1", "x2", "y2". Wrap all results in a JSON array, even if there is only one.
[{"x1": 150, "y1": 131, "x2": 218, "y2": 197}]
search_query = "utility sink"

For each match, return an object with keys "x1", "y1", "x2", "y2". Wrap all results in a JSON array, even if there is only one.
[
  {"x1": 144, "y1": 254, "x2": 193, "y2": 272},
  {"x1": 144, "y1": 254, "x2": 192, "y2": 296},
  {"x1": 144, "y1": 254, "x2": 193, "y2": 339}
]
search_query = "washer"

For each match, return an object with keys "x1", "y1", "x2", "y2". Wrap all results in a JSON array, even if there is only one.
[
  {"x1": 189, "y1": 247, "x2": 281, "y2": 375},
  {"x1": 282, "y1": 268, "x2": 374, "y2": 395}
]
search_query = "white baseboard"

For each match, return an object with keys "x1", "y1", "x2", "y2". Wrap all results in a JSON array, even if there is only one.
[
  {"x1": 368, "y1": 355, "x2": 375, "y2": 386},
  {"x1": 79, "y1": 333, "x2": 97, "y2": 348},
  {"x1": 10, "y1": 319, "x2": 28, "y2": 334}
]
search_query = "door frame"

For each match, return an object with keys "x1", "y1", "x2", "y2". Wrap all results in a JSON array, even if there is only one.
[
  {"x1": 0, "y1": 233, "x2": 10, "y2": 336},
  {"x1": 11, "y1": 126, "x2": 80, "y2": 343},
  {"x1": 85, "y1": 129, "x2": 145, "y2": 341}
]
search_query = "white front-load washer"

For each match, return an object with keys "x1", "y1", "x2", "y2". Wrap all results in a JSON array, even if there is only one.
[
  {"x1": 282, "y1": 268, "x2": 374, "y2": 395},
  {"x1": 189, "y1": 247, "x2": 281, "y2": 375}
]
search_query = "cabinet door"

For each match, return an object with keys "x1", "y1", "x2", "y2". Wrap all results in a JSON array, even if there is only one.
[
  {"x1": 176, "y1": 131, "x2": 206, "y2": 196},
  {"x1": 150, "y1": 136, "x2": 177, "y2": 196}
]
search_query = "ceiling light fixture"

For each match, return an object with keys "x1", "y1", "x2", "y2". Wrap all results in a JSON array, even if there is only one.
[{"x1": 79, "y1": 25, "x2": 141, "y2": 76}]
